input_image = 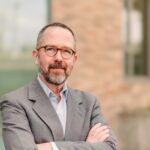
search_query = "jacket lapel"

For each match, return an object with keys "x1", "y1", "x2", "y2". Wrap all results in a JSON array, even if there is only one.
[
  {"x1": 28, "y1": 79, "x2": 64, "y2": 141},
  {"x1": 65, "y1": 88, "x2": 85, "y2": 141}
]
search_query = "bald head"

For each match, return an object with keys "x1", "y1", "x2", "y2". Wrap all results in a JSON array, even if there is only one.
[{"x1": 36, "y1": 22, "x2": 76, "y2": 49}]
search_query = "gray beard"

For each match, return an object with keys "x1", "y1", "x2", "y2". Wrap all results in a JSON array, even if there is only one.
[
  {"x1": 39, "y1": 61, "x2": 72, "y2": 86},
  {"x1": 44, "y1": 71, "x2": 67, "y2": 85}
]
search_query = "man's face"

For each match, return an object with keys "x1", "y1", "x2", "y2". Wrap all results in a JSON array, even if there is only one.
[{"x1": 33, "y1": 27, "x2": 77, "y2": 85}]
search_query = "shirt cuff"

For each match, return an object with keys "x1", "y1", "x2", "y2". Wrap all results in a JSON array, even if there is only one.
[{"x1": 51, "y1": 142, "x2": 60, "y2": 150}]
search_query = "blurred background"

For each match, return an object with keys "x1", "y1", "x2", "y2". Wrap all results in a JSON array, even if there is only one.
[{"x1": 0, "y1": 0, "x2": 150, "y2": 149}]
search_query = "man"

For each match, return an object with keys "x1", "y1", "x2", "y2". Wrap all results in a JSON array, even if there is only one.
[{"x1": 0, "y1": 22, "x2": 117, "y2": 150}]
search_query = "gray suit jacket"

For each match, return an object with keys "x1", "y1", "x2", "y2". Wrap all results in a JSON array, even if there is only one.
[{"x1": 0, "y1": 78, "x2": 117, "y2": 150}]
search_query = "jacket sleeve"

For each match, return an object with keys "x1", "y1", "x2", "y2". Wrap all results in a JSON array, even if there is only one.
[
  {"x1": 0, "y1": 95, "x2": 117, "y2": 150},
  {"x1": 55, "y1": 98, "x2": 118, "y2": 150},
  {"x1": 0, "y1": 97, "x2": 38, "y2": 150}
]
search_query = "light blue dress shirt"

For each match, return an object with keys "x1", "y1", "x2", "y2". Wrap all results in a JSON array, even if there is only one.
[{"x1": 37, "y1": 75, "x2": 68, "y2": 150}]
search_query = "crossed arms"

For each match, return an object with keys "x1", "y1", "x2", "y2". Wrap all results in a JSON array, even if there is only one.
[
  {"x1": 37, "y1": 123, "x2": 110, "y2": 150},
  {"x1": 0, "y1": 94, "x2": 117, "y2": 150}
]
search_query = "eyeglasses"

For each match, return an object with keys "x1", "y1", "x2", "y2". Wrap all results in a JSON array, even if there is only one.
[{"x1": 37, "y1": 45, "x2": 76, "y2": 59}]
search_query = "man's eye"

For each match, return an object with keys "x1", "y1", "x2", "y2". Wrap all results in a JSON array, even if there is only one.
[
  {"x1": 46, "y1": 47, "x2": 55, "y2": 52},
  {"x1": 63, "y1": 49, "x2": 72, "y2": 54}
]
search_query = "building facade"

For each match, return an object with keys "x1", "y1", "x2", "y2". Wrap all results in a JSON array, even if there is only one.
[
  {"x1": 1, "y1": 0, "x2": 150, "y2": 149},
  {"x1": 52, "y1": 0, "x2": 150, "y2": 121},
  {"x1": 52, "y1": 0, "x2": 150, "y2": 149}
]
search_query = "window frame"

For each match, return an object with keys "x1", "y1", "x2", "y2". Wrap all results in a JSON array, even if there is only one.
[{"x1": 124, "y1": 0, "x2": 148, "y2": 77}]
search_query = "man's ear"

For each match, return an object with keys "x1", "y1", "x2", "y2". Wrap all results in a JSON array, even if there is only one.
[
  {"x1": 73, "y1": 54, "x2": 78, "y2": 64},
  {"x1": 32, "y1": 50, "x2": 38, "y2": 65}
]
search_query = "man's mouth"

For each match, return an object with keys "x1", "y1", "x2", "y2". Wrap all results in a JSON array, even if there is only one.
[
  {"x1": 48, "y1": 63, "x2": 66, "y2": 71},
  {"x1": 51, "y1": 68, "x2": 64, "y2": 70},
  {"x1": 49, "y1": 68, "x2": 65, "y2": 73}
]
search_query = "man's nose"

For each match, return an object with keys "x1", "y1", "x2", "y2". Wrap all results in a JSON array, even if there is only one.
[{"x1": 54, "y1": 50, "x2": 63, "y2": 60}]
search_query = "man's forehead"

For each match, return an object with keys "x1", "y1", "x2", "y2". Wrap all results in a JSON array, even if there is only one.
[
  {"x1": 43, "y1": 26, "x2": 74, "y2": 38},
  {"x1": 40, "y1": 27, "x2": 75, "y2": 48}
]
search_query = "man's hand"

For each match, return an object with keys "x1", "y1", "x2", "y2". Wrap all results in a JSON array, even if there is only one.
[
  {"x1": 37, "y1": 143, "x2": 52, "y2": 150},
  {"x1": 86, "y1": 123, "x2": 109, "y2": 143},
  {"x1": 36, "y1": 123, "x2": 109, "y2": 149}
]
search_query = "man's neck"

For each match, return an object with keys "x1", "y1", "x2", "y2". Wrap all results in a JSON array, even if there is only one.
[{"x1": 39, "y1": 74, "x2": 64, "y2": 96}]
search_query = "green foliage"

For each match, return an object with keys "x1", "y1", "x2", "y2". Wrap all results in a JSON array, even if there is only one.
[
  {"x1": 0, "y1": 69, "x2": 37, "y2": 96},
  {"x1": 0, "y1": 69, "x2": 37, "y2": 149}
]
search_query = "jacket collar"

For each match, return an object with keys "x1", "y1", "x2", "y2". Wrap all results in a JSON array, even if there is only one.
[{"x1": 28, "y1": 78, "x2": 85, "y2": 141}]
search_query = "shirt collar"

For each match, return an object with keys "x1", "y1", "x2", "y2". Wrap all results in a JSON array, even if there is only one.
[{"x1": 37, "y1": 74, "x2": 68, "y2": 99}]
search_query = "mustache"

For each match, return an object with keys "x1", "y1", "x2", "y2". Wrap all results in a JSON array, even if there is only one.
[{"x1": 48, "y1": 62, "x2": 66, "y2": 70}]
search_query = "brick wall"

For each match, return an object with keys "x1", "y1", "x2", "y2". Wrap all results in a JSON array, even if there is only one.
[{"x1": 52, "y1": 0, "x2": 150, "y2": 124}]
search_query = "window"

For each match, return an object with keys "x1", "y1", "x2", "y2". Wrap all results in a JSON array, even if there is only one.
[
  {"x1": 0, "y1": 0, "x2": 51, "y2": 149},
  {"x1": 123, "y1": 0, "x2": 148, "y2": 76},
  {"x1": 0, "y1": 0, "x2": 51, "y2": 95}
]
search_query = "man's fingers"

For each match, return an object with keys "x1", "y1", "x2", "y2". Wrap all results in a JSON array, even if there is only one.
[
  {"x1": 90, "y1": 123, "x2": 102, "y2": 132},
  {"x1": 92, "y1": 127, "x2": 109, "y2": 141},
  {"x1": 98, "y1": 133, "x2": 109, "y2": 142},
  {"x1": 96, "y1": 128, "x2": 109, "y2": 141},
  {"x1": 90, "y1": 124, "x2": 109, "y2": 136},
  {"x1": 86, "y1": 123, "x2": 110, "y2": 143}
]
